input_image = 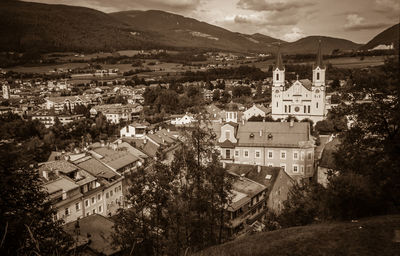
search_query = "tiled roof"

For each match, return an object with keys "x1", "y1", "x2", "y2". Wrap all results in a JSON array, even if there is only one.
[
  {"x1": 299, "y1": 79, "x2": 312, "y2": 91},
  {"x1": 229, "y1": 176, "x2": 266, "y2": 211},
  {"x1": 216, "y1": 122, "x2": 311, "y2": 148},
  {"x1": 63, "y1": 214, "x2": 120, "y2": 255},
  {"x1": 44, "y1": 177, "x2": 79, "y2": 194},
  {"x1": 39, "y1": 160, "x2": 78, "y2": 174},
  {"x1": 92, "y1": 147, "x2": 139, "y2": 171},
  {"x1": 142, "y1": 140, "x2": 160, "y2": 157},
  {"x1": 74, "y1": 157, "x2": 118, "y2": 179}
]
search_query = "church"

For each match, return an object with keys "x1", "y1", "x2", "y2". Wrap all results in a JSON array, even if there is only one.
[{"x1": 271, "y1": 42, "x2": 327, "y2": 124}]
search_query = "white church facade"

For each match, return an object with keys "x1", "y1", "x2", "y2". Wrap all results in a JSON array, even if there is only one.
[{"x1": 271, "y1": 43, "x2": 327, "y2": 124}]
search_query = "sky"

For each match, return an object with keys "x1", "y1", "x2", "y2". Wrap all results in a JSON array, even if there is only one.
[{"x1": 25, "y1": 0, "x2": 399, "y2": 43}]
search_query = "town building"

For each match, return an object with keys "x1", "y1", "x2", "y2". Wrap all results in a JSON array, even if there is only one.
[
  {"x1": 243, "y1": 104, "x2": 270, "y2": 120},
  {"x1": 271, "y1": 42, "x2": 327, "y2": 123},
  {"x1": 2, "y1": 83, "x2": 10, "y2": 99},
  {"x1": 170, "y1": 114, "x2": 196, "y2": 126},
  {"x1": 213, "y1": 120, "x2": 315, "y2": 181},
  {"x1": 90, "y1": 104, "x2": 143, "y2": 124},
  {"x1": 120, "y1": 122, "x2": 148, "y2": 138}
]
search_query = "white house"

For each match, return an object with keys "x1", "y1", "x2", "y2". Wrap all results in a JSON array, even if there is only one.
[
  {"x1": 243, "y1": 104, "x2": 269, "y2": 120},
  {"x1": 120, "y1": 122, "x2": 148, "y2": 138},
  {"x1": 171, "y1": 114, "x2": 195, "y2": 126}
]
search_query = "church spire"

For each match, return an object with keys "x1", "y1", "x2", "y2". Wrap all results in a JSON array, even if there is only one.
[
  {"x1": 274, "y1": 45, "x2": 284, "y2": 70},
  {"x1": 315, "y1": 39, "x2": 324, "y2": 68}
]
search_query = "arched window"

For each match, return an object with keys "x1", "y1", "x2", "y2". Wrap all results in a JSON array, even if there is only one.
[
  {"x1": 316, "y1": 102, "x2": 319, "y2": 108},
  {"x1": 276, "y1": 73, "x2": 279, "y2": 80},
  {"x1": 285, "y1": 105, "x2": 287, "y2": 113},
  {"x1": 317, "y1": 72, "x2": 320, "y2": 80}
]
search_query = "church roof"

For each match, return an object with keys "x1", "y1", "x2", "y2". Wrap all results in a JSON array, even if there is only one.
[
  {"x1": 274, "y1": 47, "x2": 284, "y2": 70},
  {"x1": 315, "y1": 40, "x2": 325, "y2": 68},
  {"x1": 299, "y1": 79, "x2": 312, "y2": 91}
]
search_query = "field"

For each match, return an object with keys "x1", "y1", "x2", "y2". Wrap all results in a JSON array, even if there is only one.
[
  {"x1": 193, "y1": 215, "x2": 400, "y2": 256},
  {"x1": 4, "y1": 62, "x2": 88, "y2": 74}
]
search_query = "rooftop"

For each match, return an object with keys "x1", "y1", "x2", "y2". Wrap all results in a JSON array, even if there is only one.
[{"x1": 63, "y1": 214, "x2": 121, "y2": 255}]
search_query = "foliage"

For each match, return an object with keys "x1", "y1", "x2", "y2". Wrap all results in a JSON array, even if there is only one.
[{"x1": 113, "y1": 120, "x2": 233, "y2": 255}]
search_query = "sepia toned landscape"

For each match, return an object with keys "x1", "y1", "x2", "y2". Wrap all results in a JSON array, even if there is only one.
[{"x1": 0, "y1": 0, "x2": 399, "y2": 255}]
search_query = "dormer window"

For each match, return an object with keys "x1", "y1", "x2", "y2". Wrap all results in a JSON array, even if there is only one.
[
  {"x1": 268, "y1": 133, "x2": 273, "y2": 140},
  {"x1": 250, "y1": 133, "x2": 254, "y2": 138}
]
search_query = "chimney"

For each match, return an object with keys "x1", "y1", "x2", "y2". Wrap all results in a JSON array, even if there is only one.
[
  {"x1": 143, "y1": 138, "x2": 147, "y2": 144},
  {"x1": 242, "y1": 119, "x2": 245, "y2": 125},
  {"x1": 290, "y1": 118, "x2": 294, "y2": 127},
  {"x1": 42, "y1": 170, "x2": 48, "y2": 180},
  {"x1": 259, "y1": 130, "x2": 263, "y2": 137},
  {"x1": 257, "y1": 165, "x2": 261, "y2": 173}
]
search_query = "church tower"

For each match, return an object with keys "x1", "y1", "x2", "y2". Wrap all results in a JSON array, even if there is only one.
[
  {"x1": 311, "y1": 40, "x2": 326, "y2": 118},
  {"x1": 271, "y1": 47, "x2": 285, "y2": 117}
]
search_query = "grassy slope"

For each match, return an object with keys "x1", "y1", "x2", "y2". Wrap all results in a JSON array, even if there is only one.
[
  {"x1": 194, "y1": 215, "x2": 400, "y2": 256},
  {"x1": 360, "y1": 24, "x2": 400, "y2": 50},
  {"x1": 282, "y1": 36, "x2": 361, "y2": 55},
  {"x1": 0, "y1": 0, "x2": 158, "y2": 52}
]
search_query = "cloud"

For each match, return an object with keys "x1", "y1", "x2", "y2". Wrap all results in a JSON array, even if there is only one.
[
  {"x1": 344, "y1": 13, "x2": 392, "y2": 31},
  {"x1": 282, "y1": 27, "x2": 305, "y2": 41},
  {"x1": 232, "y1": 12, "x2": 298, "y2": 26},
  {"x1": 374, "y1": 0, "x2": 400, "y2": 18},
  {"x1": 236, "y1": 0, "x2": 315, "y2": 12}
]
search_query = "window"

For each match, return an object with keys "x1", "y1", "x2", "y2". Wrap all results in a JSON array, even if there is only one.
[
  {"x1": 267, "y1": 163, "x2": 273, "y2": 167},
  {"x1": 115, "y1": 187, "x2": 118, "y2": 193},
  {"x1": 243, "y1": 150, "x2": 249, "y2": 157},
  {"x1": 65, "y1": 208, "x2": 70, "y2": 216},
  {"x1": 75, "y1": 202, "x2": 81, "y2": 211},
  {"x1": 98, "y1": 205, "x2": 102, "y2": 213},
  {"x1": 97, "y1": 193, "x2": 101, "y2": 201},
  {"x1": 255, "y1": 150, "x2": 261, "y2": 158},
  {"x1": 293, "y1": 151, "x2": 299, "y2": 160},
  {"x1": 301, "y1": 152, "x2": 305, "y2": 160},
  {"x1": 85, "y1": 199, "x2": 89, "y2": 208},
  {"x1": 119, "y1": 185, "x2": 122, "y2": 191},
  {"x1": 317, "y1": 72, "x2": 320, "y2": 80},
  {"x1": 86, "y1": 212, "x2": 90, "y2": 216},
  {"x1": 307, "y1": 152, "x2": 312, "y2": 160},
  {"x1": 106, "y1": 192, "x2": 109, "y2": 199},
  {"x1": 276, "y1": 102, "x2": 278, "y2": 107},
  {"x1": 289, "y1": 106, "x2": 291, "y2": 113},
  {"x1": 308, "y1": 106, "x2": 311, "y2": 113},
  {"x1": 316, "y1": 102, "x2": 319, "y2": 108},
  {"x1": 293, "y1": 165, "x2": 299, "y2": 173},
  {"x1": 91, "y1": 197, "x2": 95, "y2": 204},
  {"x1": 300, "y1": 165, "x2": 304, "y2": 174},
  {"x1": 276, "y1": 73, "x2": 279, "y2": 80},
  {"x1": 226, "y1": 149, "x2": 231, "y2": 159},
  {"x1": 284, "y1": 105, "x2": 287, "y2": 113},
  {"x1": 268, "y1": 150, "x2": 273, "y2": 159},
  {"x1": 110, "y1": 190, "x2": 113, "y2": 197},
  {"x1": 304, "y1": 105, "x2": 306, "y2": 113},
  {"x1": 280, "y1": 150, "x2": 286, "y2": 159},
  {"x1": 307, "y1": 165, "x2": 312, "y2": 174},
  {"x1": 92, "y1": 209, "x2": 96, "y2": 214},
  {"x1": 280, "y1": 164, "x2": 286, "y2": 172},
  {"x1": 235, "y1": 150, "x2": 239, "y2": 157}
]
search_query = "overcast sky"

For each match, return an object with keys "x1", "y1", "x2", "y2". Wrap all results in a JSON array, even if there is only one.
[{"x1": 26, "y1": 0, "x2": 399, "y2": 43}]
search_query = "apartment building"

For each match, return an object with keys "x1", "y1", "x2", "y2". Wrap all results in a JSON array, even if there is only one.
[{"x1": 213, "y1": 120, "x2": 315, "y2": 180}]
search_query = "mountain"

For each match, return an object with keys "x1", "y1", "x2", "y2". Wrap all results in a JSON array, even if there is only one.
[
  {"x1": 0, "y1": 1, "x2": 364, "y2": 54},
  {"x1": 0, "y1": 0, "x2": 160, "y2": 52},
  {"x1": 195, "y1": 215, "x2": 400, "y2": 256},
  {"x1": 110, "y1": 10, "x2": 283, "y2": 53},
  {"x1": 282, "y1": 36, "x2": 362, "y2": 55},
  {"x1": 360, "y1": 23, "x2": 399, "y2": 50}
]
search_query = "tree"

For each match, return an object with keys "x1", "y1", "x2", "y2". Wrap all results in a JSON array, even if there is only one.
[
  {"x1": 0, "y1": 143, "x2": 72, "y2": 255},
  {"x1": 212, "y1": 90, "x2": 220, "y2": 101},
  {"x1": 113, "y1": 118, "x2": 233, "y2": 255}
]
